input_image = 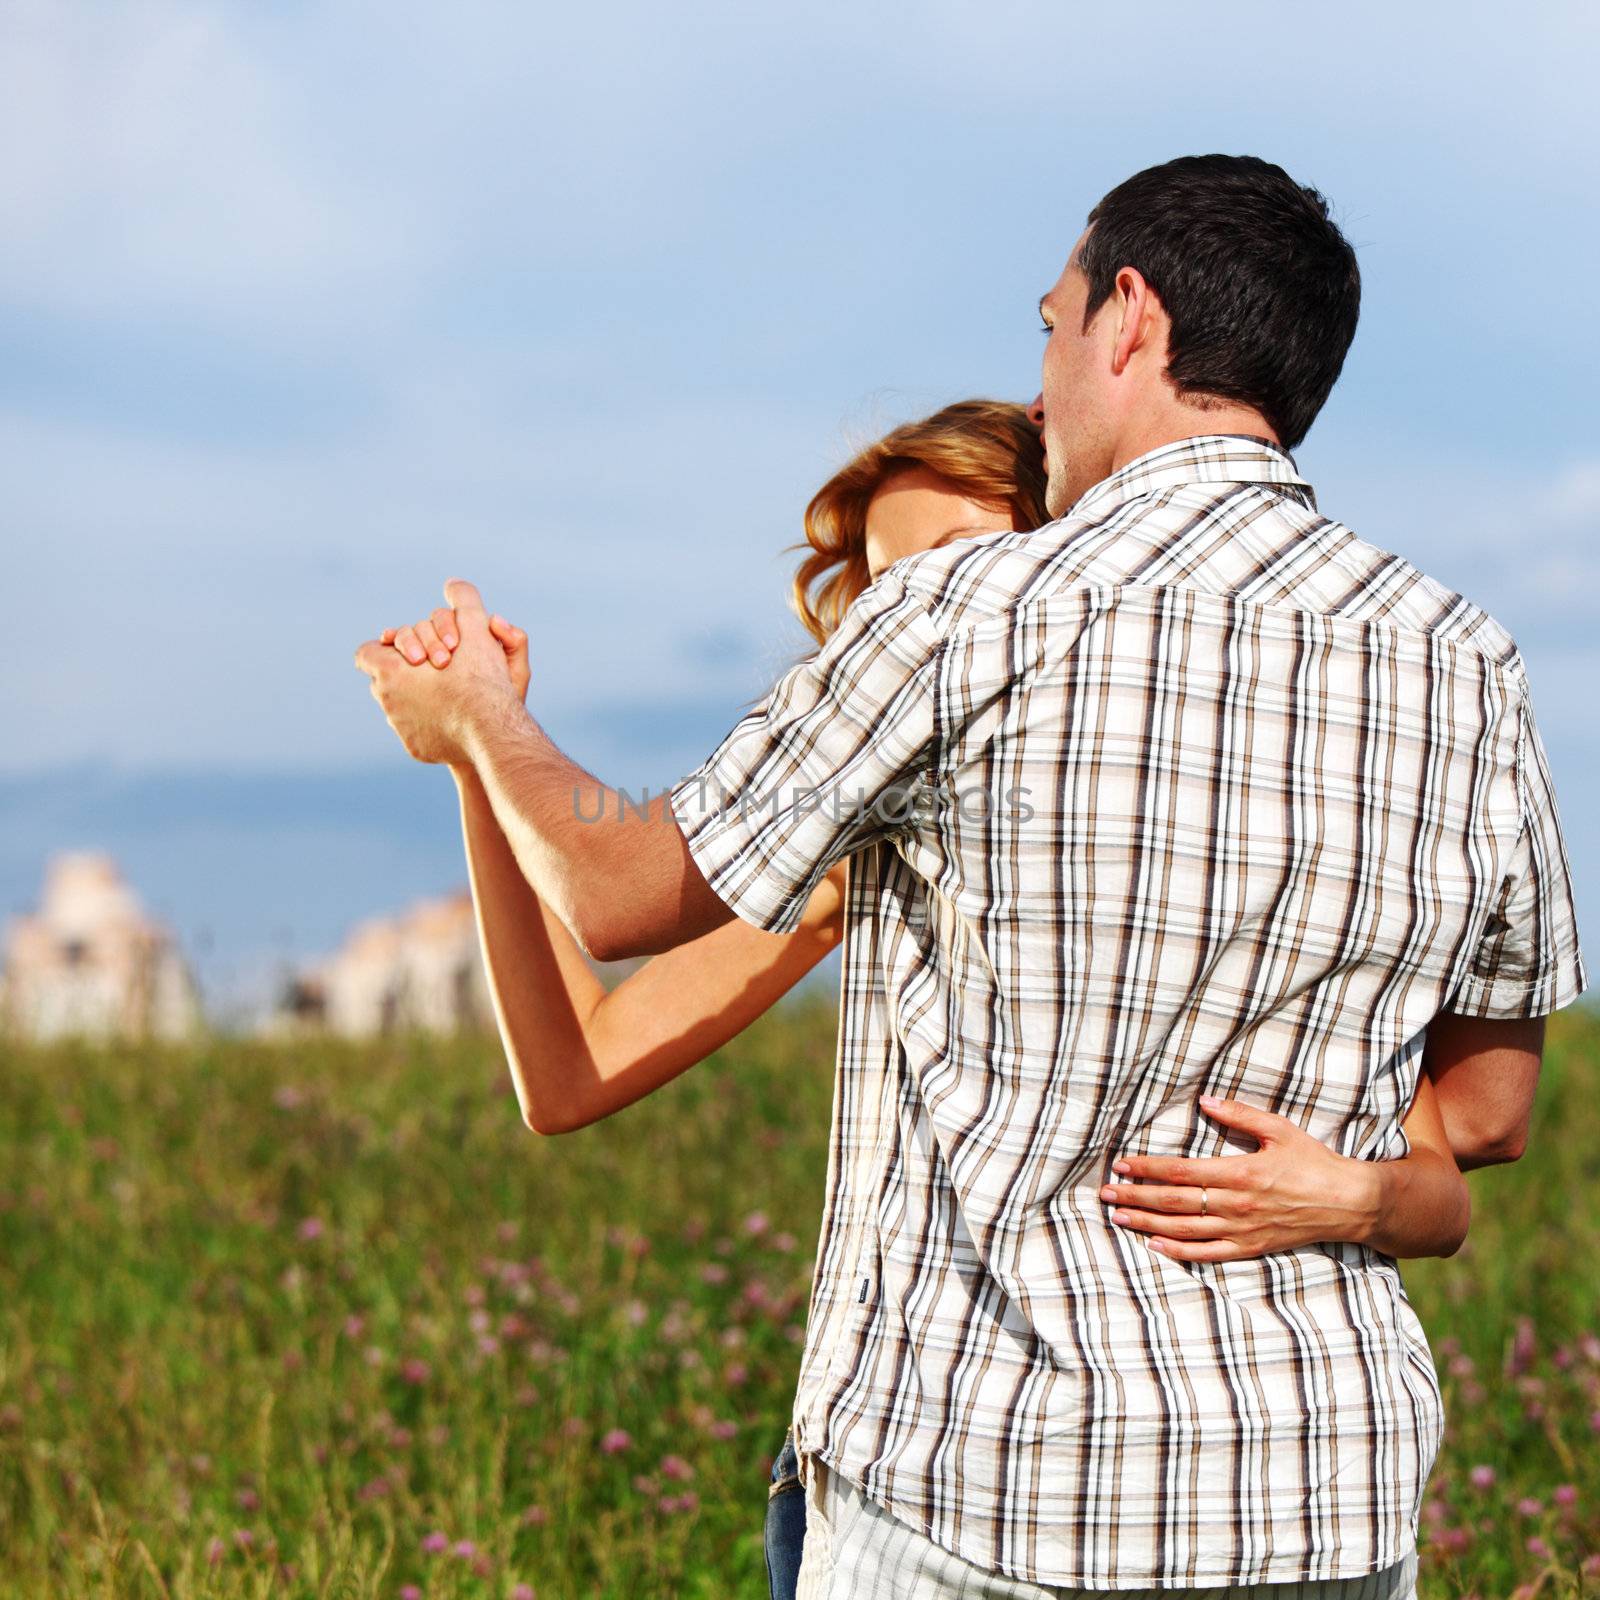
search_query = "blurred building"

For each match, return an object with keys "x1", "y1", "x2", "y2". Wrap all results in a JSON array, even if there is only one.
[
  {"x1": 277, "y1": 890, "x2": 496, "y2": 1037},
  {"x1": 1, "y1": 852, "x2": 202, "y2": 1042},
  {"x1": 275, "y1": 888, "x2": 652, "y2": 1039}
]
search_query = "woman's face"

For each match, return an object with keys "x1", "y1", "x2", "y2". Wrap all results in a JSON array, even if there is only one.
[{"x1": 864, "y1": 465, "x2": 1014, "y2": 583}]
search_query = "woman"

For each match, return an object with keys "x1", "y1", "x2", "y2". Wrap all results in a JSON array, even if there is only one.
[{"x1": 380, "y1": 400, "x2": 1470, "y2": 1600}]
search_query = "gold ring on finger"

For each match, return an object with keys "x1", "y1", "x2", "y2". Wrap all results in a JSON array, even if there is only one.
[{"x1": 1200, "y1": 1186, "x2": 1208, "y2": 1218}]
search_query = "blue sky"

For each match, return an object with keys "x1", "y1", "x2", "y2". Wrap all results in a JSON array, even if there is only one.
[{"x1": 3, "y1": 1, "x2": 1597, "y2": 1013}]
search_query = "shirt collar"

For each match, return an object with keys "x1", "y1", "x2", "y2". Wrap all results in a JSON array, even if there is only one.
[{"x1": 1063, "y1": 433, "x2": 1317, "y2": 524}]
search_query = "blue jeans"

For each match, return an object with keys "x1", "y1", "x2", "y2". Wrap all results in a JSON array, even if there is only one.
[{"x1": 764, "y1": 1424, "x2": 805, "y2": 1600}]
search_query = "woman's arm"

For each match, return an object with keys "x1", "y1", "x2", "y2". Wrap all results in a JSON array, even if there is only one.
[
  {"x1": 1359, "y1": 1071, "x2": 1470, "y2": 1256},
  {"x1": 1098, "y1": 1069, "x2": 1471, "y2": 1262},
  {"x1": 454, "y1": 763, "x2": 846, "y2": 1135},
  {"x1": 382, "y1": 602, "x2": 847, "y2": 1136}
]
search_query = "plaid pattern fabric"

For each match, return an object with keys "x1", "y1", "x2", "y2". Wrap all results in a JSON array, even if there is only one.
[
  {"x1": 794, "y1": 1455, "x2": 1420, "y2": 1599},
  {"x1": 670, "y1": 434, "x2": 1587, "y2": 1587}
]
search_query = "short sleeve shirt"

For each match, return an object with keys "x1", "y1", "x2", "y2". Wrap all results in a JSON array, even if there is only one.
[
  {"x1": 669, "y1": 434, "x2": 1586, "y2": 1588},
  {"x1": 667, "y1": 568, "x2": 946, "y2": 936}
]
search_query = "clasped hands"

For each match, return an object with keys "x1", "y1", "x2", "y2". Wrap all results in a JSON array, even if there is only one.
[{"x1": 352, "y1": 578, "x2": 532, "y2": 768}]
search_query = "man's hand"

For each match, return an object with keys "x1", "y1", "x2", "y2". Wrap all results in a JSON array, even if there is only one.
[
  {"x1": 354, "y1": 578, "x2": 525, "y2": 764},
  {"x1": 380, "y1": 605, "x2": 531, "y2": 702}
]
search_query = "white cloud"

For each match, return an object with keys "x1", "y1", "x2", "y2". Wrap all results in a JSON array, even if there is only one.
[
  {"x1": 1543, "y1": 460, "x2": 1600, "y2": 527},
  {"x1": 2, "y1": 0, "x2": 1597, "y2": 770},
  {"x1": 0, "y1": 385, "x2": 824, "y2": 769},
  {"x1": 0, "y1": 0, "x2": 429, "y2": 328}
]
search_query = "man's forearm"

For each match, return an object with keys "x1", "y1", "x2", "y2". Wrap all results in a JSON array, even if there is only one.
[
  {"x1": 458, "y1": 691, "x2": 732, "y2": 962},
  {"x1": 1430, "y1": 1085, "x2": 1532, "y2": 1170},
  {"x1": 457, "y1": 695, "x2": 605, "y2": 952},
  {"x1": 1422, "y1": 1011, "x2": 1544, "y2": 1170}
]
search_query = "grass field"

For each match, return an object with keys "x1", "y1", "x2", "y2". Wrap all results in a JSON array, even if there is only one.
[{"x1": 2, "y1": 996, "x2": 1597, "y2": 1598}]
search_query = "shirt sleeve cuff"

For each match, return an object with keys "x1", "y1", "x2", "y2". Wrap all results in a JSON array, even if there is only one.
[
  {"x1": 667, "y1": 765, "x2": 811, "y2": 937},
  {"x1": 1447, "y1": 952, "x2": 1590, "y2": 1018}
]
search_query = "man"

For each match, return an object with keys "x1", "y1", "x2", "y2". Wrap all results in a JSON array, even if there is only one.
[{"x1": 356, "y1": 155, "x2": 1585, "y2": 1594}]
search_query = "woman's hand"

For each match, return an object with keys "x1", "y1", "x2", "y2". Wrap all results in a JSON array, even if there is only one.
[
  {"x1": 1099, "y1": 1096, "x2": 1384, "y2": 1263},
  {"x1": 380, "y1": 608, "x2": 531, "y2": 701}
]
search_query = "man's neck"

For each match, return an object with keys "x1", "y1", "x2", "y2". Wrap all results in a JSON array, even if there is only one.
[{"x1": 1108, "y1": 405, "x2": 1281, "y2": 477}]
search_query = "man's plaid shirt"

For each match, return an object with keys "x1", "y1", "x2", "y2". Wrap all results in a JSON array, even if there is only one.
[{"x1": 669, "y1": 434, "x2": 1587, "y2": 1588}]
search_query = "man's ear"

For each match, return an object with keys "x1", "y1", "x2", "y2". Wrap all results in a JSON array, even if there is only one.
[{"x1": 1109, "y1": 266, "x2": 1162, "y2": 377}]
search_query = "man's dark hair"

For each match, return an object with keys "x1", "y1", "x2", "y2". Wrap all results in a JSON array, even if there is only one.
[{"x1": 1078, "y1": 155, "x2": 1360, "y2": 449}]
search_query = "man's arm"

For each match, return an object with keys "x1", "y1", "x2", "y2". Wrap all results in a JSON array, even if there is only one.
[
  {"x1": 1423, "y1": 1009, "x2": 1544, "y2": 1170},
  {"x1": 359, "y1": 567, "x2": 948, "y2": 960},
  {"x1": 457, "y1": 692, "x2": 735, "y2": 963},
  {"x1": 1423, "y1": 666, "x2": 1584, "y2": 1170},
  {"x1": 356, "y1": 579, "x2": 737, "y2": 962}
]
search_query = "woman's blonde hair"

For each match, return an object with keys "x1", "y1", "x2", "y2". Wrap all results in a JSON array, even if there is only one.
[{"x1": 788, "y1": 399, "x2": 1049, "y2": 646}]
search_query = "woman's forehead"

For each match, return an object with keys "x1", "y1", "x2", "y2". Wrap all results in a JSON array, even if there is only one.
[{"x1": 866, "y1": 467, "x2": 982, "y2": 534}]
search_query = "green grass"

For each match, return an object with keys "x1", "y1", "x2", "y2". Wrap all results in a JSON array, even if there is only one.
[{"x1": 1, "y1": 995, "x2": 1597, "y2": 1598}]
